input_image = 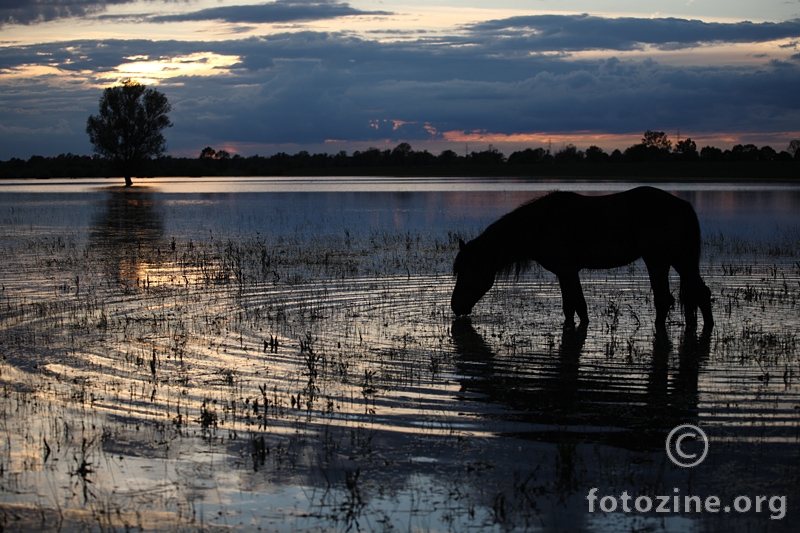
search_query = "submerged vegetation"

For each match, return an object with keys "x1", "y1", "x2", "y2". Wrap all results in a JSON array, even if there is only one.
[{"x1": 1, "y1": 186, "x2": 800, "y2": 531}]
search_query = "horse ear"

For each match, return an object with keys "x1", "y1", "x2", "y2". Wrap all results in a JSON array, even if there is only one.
[{"x1": 458, "y1": 238, "x2": 466, "y2": 250}]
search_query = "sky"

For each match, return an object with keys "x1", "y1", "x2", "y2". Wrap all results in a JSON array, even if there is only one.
[{"x1": 1, "y1": 0, "x2": 800, "y2": 160}]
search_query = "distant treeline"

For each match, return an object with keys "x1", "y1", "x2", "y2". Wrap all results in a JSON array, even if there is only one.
[{"x1": 3, "y1": 133, "x2": 800, "y2": 180}]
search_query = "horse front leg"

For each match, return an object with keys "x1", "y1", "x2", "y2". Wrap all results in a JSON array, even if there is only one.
[
  {"x1": 644, "y1": 260, "x2": 675, "y2": 332},
  {"x1": 557, "y1": 271, "x2": 588, "y2": 328}
]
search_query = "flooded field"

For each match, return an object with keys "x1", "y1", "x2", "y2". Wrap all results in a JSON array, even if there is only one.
[{"x1": 1, "y1": 178, "x2": 800, "y2": 532}]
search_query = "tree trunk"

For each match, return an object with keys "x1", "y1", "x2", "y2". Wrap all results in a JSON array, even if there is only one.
[{"x1": 124, "y1": 175, "x2": 133, "y2": 187}]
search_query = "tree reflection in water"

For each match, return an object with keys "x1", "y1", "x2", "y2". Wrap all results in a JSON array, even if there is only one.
[{"x1": 89, "y1": 186, "x2": 165, "y2": 288}]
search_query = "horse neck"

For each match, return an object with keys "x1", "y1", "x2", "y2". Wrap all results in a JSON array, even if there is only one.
[{"x1": 478, "y1": 215, "x2": 535, "y2": 272}]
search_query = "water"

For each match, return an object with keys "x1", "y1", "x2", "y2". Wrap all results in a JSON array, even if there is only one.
[
  {"x1": 3, "y1": 177, "x2": 799, "y2": 238},
  {"x1": 1, "y1": 177, "x2": 799, "y2": 532}
]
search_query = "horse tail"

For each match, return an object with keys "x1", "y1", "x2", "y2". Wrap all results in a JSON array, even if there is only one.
[{"x1": 686, "y1": 205, "x2": 702, "y2": 271}]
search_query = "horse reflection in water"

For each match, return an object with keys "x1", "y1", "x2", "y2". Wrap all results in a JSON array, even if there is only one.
[
  {"x1": 451, "y1": 319, "x2": 710, "y2": 447},
  {"x1": 451, "y1": 187, "x2": 713, "y2": 332}
]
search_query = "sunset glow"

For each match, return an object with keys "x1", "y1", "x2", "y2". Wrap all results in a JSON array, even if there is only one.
[{"x1": 98, "y1": 53, "x2": 242, "y2": 85}]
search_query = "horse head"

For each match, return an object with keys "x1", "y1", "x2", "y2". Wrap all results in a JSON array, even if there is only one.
[{"x1": 451, "y1": 238, "x2": 495, "y2": 316}]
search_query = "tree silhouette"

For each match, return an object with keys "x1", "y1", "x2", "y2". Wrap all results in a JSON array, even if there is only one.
[
  {"x1": 390, "y1": 142, "x2": 413, "y2": 165},
  {"x1": 788, "y1": 140, "x2": 800, "y2": 159},
  {"x1": 584, "y1": 145, "x2": 609, "y2": 163},
  {"x1": 758, "y1": 145, "x2": 776, "y2": 161},
  {"x1": 699, "y1": 146, "x2": 723, "y2": 161},
  {"x1": 508, "y1": 147, "x2": 547, "y2": 165},
  {"x1": 674, "y1": 138, "x2": 698, "y2": 160},
  {"x1": 642, "y1": 130, "x2": 671, "y2": 151},
  {"x1": 554, "y1": 144, "x2": 584, "y2": 163},
  {"x1": 86, "y1": 79, "x2": 172, "y2": 186},
  {"x1": 730, "y1": 144, "x2": 759, "y2": 161},
  {"x1": 469, "y1": 145, "x2": 505, "y2": 165},
  {"x1": 625, "y1": 130, "x2": 672, "y2": 162}
]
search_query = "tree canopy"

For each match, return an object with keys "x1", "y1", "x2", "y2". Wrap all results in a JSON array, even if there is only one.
[{"x1": 86, "y1": 79, "x2": 172, "y2": 186}]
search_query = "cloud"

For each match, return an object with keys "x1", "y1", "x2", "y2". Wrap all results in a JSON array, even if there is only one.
[
  {"x1": 0, "y1": 117, "x2": 72, "y2": 135},
  {"x1": 2, "y1": 14, "x2": 800, "y2": 159},
  {"x1": 154, "y1": 31, "x2": 800, "y2": 148},
  {"x1": 0, "y1": 0, "x2": 133, "y2": 26},
  {"x1": 463, "y1": 14, "x2": 800, "y2": 52},
  {"x1": 0, "y1": 0, "x2": 387, "y2": 27},
  {"x1": 150, "y1": 0, "x2": 391, "y2": 24}
]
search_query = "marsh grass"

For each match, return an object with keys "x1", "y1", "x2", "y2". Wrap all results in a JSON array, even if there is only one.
[{"x1": 1, "y1": 209, "x2": 800, "y2": 531}]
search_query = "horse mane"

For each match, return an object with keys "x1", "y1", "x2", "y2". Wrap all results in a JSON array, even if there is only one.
[
  {"x1": 496, "y1": 258, "x2": 533, "y2": 280},
  {"x1": 454, "y1": 191, "x2": 560, "y2": 279},
  {"x1": 452, "y1": 247, "x2": 529, "y2": 278}
]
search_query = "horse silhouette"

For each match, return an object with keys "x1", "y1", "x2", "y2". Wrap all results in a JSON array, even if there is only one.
[{"x1": 451, "y1": 186, "x2": 713, "y2": 331}]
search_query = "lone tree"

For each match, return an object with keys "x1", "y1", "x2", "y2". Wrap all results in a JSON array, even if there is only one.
[{"x1": 86, "y1": 79, "x2": 172, "y2": 186}]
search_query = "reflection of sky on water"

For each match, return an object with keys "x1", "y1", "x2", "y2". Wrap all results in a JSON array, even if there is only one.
[{"x1": 2, "y1": 178, "x2": 799, "y2": 243}]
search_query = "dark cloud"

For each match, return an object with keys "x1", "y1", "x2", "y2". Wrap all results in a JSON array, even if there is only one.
[
  {"x1": 464, "y1": 14, "x2": 800, "y2": 52},
  {"x1": 158, "y1": 32, "x2": 800, "y2": 148},
  {"x1": 0, "y1": 0, "x2": 133, "y2": 26},
  {"x1": 0, "y1": 0, "x2": 386, "y2": 27},
  {"x1": 150, "y1": 0, "x2": 391, "y2": 24}
]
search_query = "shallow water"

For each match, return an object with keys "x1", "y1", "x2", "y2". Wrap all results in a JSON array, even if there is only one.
[{"x1": 1, "y1": 178, "x2": 799, "y2": 532}]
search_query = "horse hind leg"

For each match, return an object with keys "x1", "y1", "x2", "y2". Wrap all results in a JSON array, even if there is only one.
[
  {"x1": 679, "y1": 279, "x2": 698, "y2": 330},
  {"x1": 673, "y1": 252, "x2": 714, "y2": 331},
  {"x1": 698, "y1": 282, "x2": 713, "y2": 330},
  {"x1": 680, "y1": 275, "x2": 713, "y2": 332}
]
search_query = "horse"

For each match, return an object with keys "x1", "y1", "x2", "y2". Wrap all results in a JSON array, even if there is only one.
[{"x1": 451, "y1": 186, "x2": 713, "y2": 332}]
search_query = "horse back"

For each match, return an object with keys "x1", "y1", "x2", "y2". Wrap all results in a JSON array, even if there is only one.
[{"x1": 529, "y1": 187, "x2": 699, "y2": 270}]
